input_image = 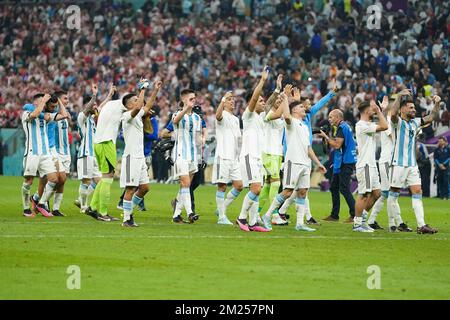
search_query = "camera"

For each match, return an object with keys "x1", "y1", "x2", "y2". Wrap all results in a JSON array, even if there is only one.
[
  {"x1": 312, "y1": 124, "x2": 330, "y2": 135},
  {"x1": 154, "y1": 138, "x2": 175, "y2": 166}
]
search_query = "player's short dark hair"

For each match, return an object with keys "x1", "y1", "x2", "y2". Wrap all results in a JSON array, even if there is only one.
[
  {"x1": 289, "y1": 101, "x2": 301, "y2": 112},
  {"x1": 400, "y1": 95, "x2": 414, "y2": 108},
  {"x1": 122, "y1": 93, "x2": 137, "y2": 107},
  {"x1": 180, "y1": 89, "x2": 195, "y2": 97},
  {"x1": 33, "y1": 93, "x2": 45, "y2": 101},
  {"x1": 358, "y1": 101, "x2": 370, "y2": 114},
  {"x1": 54, "y1": 90, "x2": 67, "y2": 98}
]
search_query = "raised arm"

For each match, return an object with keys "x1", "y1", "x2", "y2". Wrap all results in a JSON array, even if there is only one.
[
  {"x1": 371, "y1": 100, "x2": 388, "y2": 132},
  {"x1": 82, "y1": 82, "x2": 99, "y2": 116},
  {"x1": 310, "y1": 79, "x2": 338, "y2": 117},
  {"x1": 143, "y1": 80, "x2": 163, "y2": 114},
  {"x1": 279, "y1": 93, "x2": 291, "y2": 125},
  {"x1": 422, "y1": 95, "x2": 442, "y2": 125},
  {"x1": 264, "y1": 74, "x2": 283, "y2": 113},
  {"x1": 390, "y1": 89, "x2": 411, "y2": 124},
  {"x1": 97, "y1": 83, "x2": 116, "y2": 113},
  {"x1": 216, "y1": 91, "x2": 233, "y2": 121},
  {"x1": 268, "y1": 84, "x2": 292, "y2": 121},
  {"x1": 53, "y1": 97, "x2": 70, "y2": 121},
  {"x1": 130, "y1": 85, "x2": 146, "y2": 118},
  {"x1": 247, "y1": 66, "x2": 269, "y2": 113},
  {"x1": 28, "y1": 94, "x2": 50, "y2": 120}
]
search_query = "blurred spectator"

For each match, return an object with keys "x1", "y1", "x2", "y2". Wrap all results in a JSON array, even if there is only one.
[{"x1": 434, "y1": 137, "x2": 449, "y2": 199}]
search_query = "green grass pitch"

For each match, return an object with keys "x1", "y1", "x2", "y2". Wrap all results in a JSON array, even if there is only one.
[{"x1": 0, "y1": 175, "x2": 449, "y2": 300}]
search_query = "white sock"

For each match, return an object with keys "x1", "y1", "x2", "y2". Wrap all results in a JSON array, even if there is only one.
[
  {"x1": 387, "y1": 192, "x2": 399, "y2": 227},
  {"x1": 368, "y1": 191, "x2": 387, "y2": 224},
  {"x1": 216, "y1": 190, "x2": 226, "y2": 218},
  {"x1": 362, "y1": 209, "x2": 369, "y2": 224},
  {"x1": 87, "y1": 181, "x2": 96, "y2": 197},
  {"x1": 32, "y1": 191, "x2": 39, "y2": 202},
  {"x1": 21, "y1": 182, "x2": 31, "y2": 210},
  {"x1": 394, "y1": 201, "x2": 404, "y2": 225},
  {"x1": 249, "y1": 201, "x2": 260, "y2": 226},
  {"x1": 412, "y1": 194, "x2": 426, "y2": 227},
  {"x1": 123, "y1": 200, "x2": 132, "y2": 222},
  {"x1": 224, "y1": 188, "x2": 241, "y2": 212},
  {"x1": 279, "y1": 191, "x2": 296, "y2": 215},
  {"x1": 180, "y1": 187, "x2": 192, "y2": 215},
  {"x1": 305, "y1": 196, "x2": 312, "y2": 220},
  {"x1": 295, "y1": 197, "x2": 306, "y2": 226},
  {"x1": 238, "y1": 191, "x2": 258, "y2": 220},
  {"x1": 53, "y1": 193, "x2": 63, "y2": 211},
  {"x1": 39, "y1": 181, "x2": 56, "y2": 205},
  {"x1": 264, "y1": 193, "x2": 285, "y2": 219},
  {"x1": 173, "y1": 191, "x2": 183, "y2": 218},
  {"x1": 79, "y1": 183, "x2": 89, "y2": 208}
]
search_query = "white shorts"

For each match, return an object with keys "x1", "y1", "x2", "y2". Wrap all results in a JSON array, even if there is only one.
[
  {"x1": 212, "y1": 157, "x2": 242, "y2": 184},
  {"x1": 282, "y1": 161, "x2": 311, "y2": 190},
  {"x1": 240, "y1": 155, "x2": 263, "y2": 187},
  {"x1": 174, "y1": 158, "x2": 198, "y2": 178},
  {"x1": 379, "y1": 162, "x2": 390, "y2": 191},
  {"x1": 77, "y1": 156, "x2": 102, "y2": 180},
  {"x1": 356, "y1": 165, "x2": 381, "y2": 194},
  {"x1": 390, "y1": 165, "x2": 421, "y2": 189},
  {"x1": 120, "y1": 155, "x2": 149, "y2": 188},
  {"x1": 56, "y1": 154, "x2": 71, "y2": 174},
  {"x1": 23, "y1": 154, "x2": 57, "y2": 177}
]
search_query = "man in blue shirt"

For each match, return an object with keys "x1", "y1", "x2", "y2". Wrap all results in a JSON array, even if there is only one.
[
  {"x1": 435, "y1": 137, "x2": 449, "y2": 199},
  {"x1": 319, "y1": 109, "x2": 357, "y2": 222}
]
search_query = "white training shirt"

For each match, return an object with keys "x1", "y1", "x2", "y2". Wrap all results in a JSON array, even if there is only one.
[
  {"x1": 262, "y1": 112, "x2": 284, "y2": 156},
  {"x1": 378, "y1": 117, "x2": 393, "y2": 164},
  {"x1": 94, "y1": 99, "x2": 127, "y2": 144},
  {"x1": 355, "y1": 120, "x2": 378, "y2": 168},
  {"x1": 215, "y1": 110, "x2": 241, "y2": 160},
  {"x1": 173, "y1": 111, "x2": 202, "y2": 162},
  {"x1": 240, "y1": 108, "x2": 265, "y2": 160},
  {"x1": 121, "y1": 109, "x2": 145, "y2": 158},
  {"x1": 284, "y1": 117, "x2": 310, "y2": 166}
]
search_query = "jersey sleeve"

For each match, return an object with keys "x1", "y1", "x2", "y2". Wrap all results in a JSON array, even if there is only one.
[
  {"x1": 22, "y1": 111, "x2": 31, "y2": 122},
  {"x1": 242, "y1": 108, "x2": 253, "y2": 122},
  {"x1": 357, "y1": 121, "x2": 377, "y2": 135},
  {"x1": 166, "y1": 121, "x2": 174, "y2": 132},
  {"x1": 121, "y1": 111, "x2": 132, "y2": 123}
]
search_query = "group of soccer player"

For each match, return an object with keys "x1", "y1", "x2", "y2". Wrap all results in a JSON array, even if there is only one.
[{"x1": 19, "y1": 69, "x2": 440, "y2": 234}]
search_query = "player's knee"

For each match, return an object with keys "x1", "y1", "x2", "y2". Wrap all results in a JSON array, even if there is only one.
[
  {"x1": 282, "y1": 189, "x2": 293, "y2": 198},
  {"x1": 139, "y1": 184, "x2": 149, "y2": 195},
  {"x1": 217, "y1": 184, "x2": 227, "y2": 192},
  {"x1": 372, "y1": 190, "x2": 381, "y2": 200},
  {"x1": 297, "y1": 189, "x2": 307, "y2": 198},
  {"x1": 46, "y1": 174, "x2": 58, "y2": 184},
  {"x1": 250, "y1": 185, "x2": 261, "y2": 195},
  {"x1": 233, "y1": 182, "x2": 244, "y2": 192}
]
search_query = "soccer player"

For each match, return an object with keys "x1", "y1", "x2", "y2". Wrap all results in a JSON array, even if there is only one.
[
  {"x1": 171, "y1": 89, "x2": 203, "y2": 224},
  {"x1": 277, "y1": 80, "x2": 338, "y2": 224},
  {"x1": 75, "y1": 83, "x2": 115, "y2": 213},
  {"x1": 236, "y1": 67, "x2": 270, "y2": 232},
  {"x1": 21, "y1": 94, "x2": 69, "y2": 217},
  {"x1": 87, "y1": 79, "x2": 148, "y2": 221},
  {"x1": 366, "y1": 95, "x2": 411, "y2": 231},
  {"x1": 262, "y1": 93, "x2": 327, "y2": 231},
  {"x1": 353, "y1": 100, "x2": 388, "y2": 232},
  {"x1": 387, "y1": 92, "x2": 440, "y2": 234},
  {"x1": 212, "y1": 91, "x2": 243, "y2": 225},
  {"x1": 258, "y1": 74, "x2": 288, "y2": 226},
  {"x1": 120, "y1": 80, "x2": 162, "y2": 227}
]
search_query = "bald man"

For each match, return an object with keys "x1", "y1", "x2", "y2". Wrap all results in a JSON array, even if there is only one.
[{"x1": 319, "y1": 109, "x2": 357, "y2": 222}]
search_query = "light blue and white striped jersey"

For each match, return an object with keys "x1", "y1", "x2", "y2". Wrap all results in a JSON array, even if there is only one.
[
  {"x1": 391, "y1": 117, "x2": 423, "y2": 167},
  {"x1": 21, "y1": 108, "x2": 53, "y2": 156},
  {"x1": 77, "y1": 112, "x2": 96, "y2": 158},
  {"x1": 172, "y1": 111, "x2": 202, "y2": 162},
  {"x1": 54, "y1": 118, "x2": 70, "y2": 155}
]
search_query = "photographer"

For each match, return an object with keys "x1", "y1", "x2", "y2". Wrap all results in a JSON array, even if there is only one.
[{"x1": 319, "y1": 109, "x2": 357, "y2": 223}]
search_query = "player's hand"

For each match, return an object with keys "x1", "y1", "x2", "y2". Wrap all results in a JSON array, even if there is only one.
[
  {"x1": 331, "y1": 78, "x2": 339, "y2": 93},
  {"x1": 432, "y1": 95, "x2": 441, "y2": 105},
  {"x1": 370, "y1": 99, "x2": 381, "y2": 112},
  {"x1": 91, "y1": 82, "x2": 98, "y2": 96},
  {"x1": 439, "y1": 164, "x2": 446, "y2": 170},
  {"x1": 261, "y1": 66, "x2": 270, "y2": 81},
  {"x1": 318, "y1": 164, "x2": 327, "y2": 174},
  {"x1": 276, "y1": 74, "x2": 283, "y2": 91},
  {"x1": 42, "y1": 93, "x2": 51, "y2": 103},
  {"x1": 398, "y1": 88, "x2": 412, "y2": 96},
  {"x1": 292, "y1": 87, "x2": 301, "y2": 101},
  {"x1": 108, "y1": 83, "x2": 117, "y2": 96},
  {"x1": 154, "y1": 80, "x2": 163, "y2": 91},
  {"x1": 283, "y1": 84, "x2": 293, "y2": 97},
  {"x1": 378, "y1": 95, "x2": 389, "y2": 111}
]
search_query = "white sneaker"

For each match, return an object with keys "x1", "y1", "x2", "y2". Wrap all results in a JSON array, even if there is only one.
[
  {"x1": 362, "y1": 223, "x2": 374, "y2": 231},
  {"x1": 353, "y1": 225, "x2": 374, "y2": 232},
  {"x1": 257, "y1": 215, "x2": 263, "y2": 226},
  {"x1": 272, "y1": 214, "x2": 288, "y2": 225},
  {"x1": 295, "y1": 224, "x2": 316, "y2": 232},
  {"x1": 217, "y1": 216, "x2": 233, "y2": 225}
]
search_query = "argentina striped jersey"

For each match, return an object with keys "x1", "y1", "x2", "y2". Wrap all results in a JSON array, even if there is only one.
[
  {"x1": 173, "y1": 111, "x2": 202, "y2": 162},
  {"x1": 77, "y1": 113, "x2": 96, "y2": 158},
  {"x1": 391, "y1": 117, "x2": 423, "y2": 167}
]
